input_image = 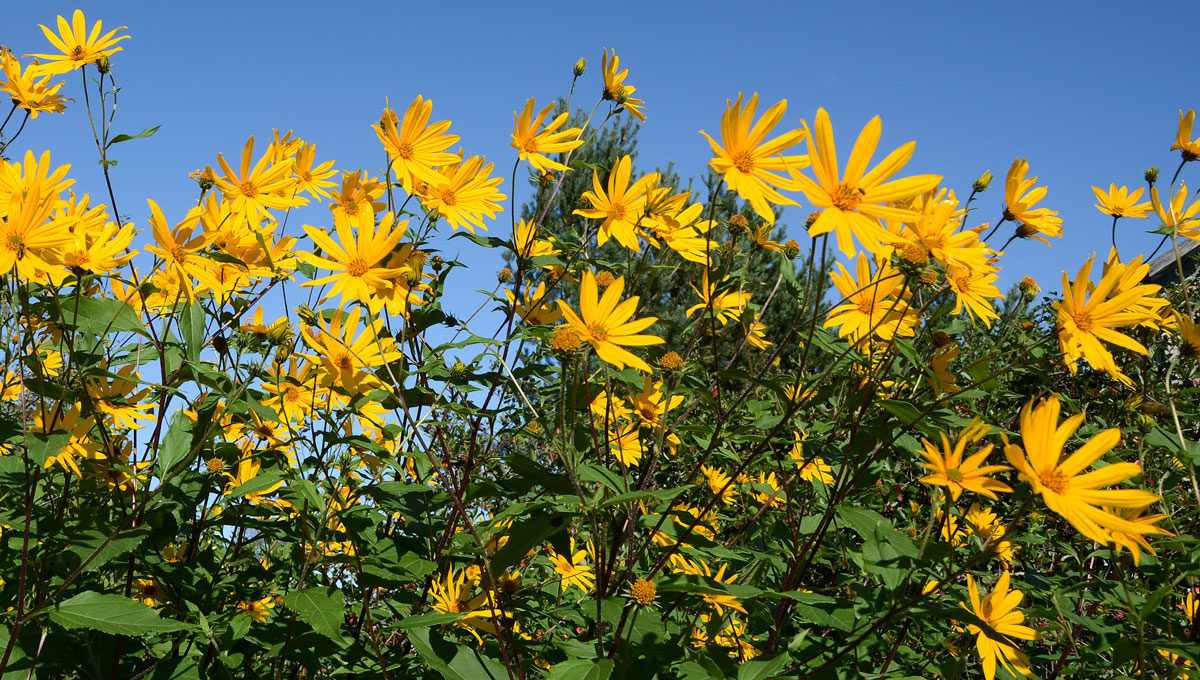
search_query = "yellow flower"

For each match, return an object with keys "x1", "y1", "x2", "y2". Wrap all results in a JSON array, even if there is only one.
[
  {"x1": 609, "y1": 423, "x2": 644, "y2": 467},
  {"x1": 1171, "y1": 110, "x2": 1200, "y2": 161},
  {"x1": 28, "y1": 10, "x2": 129, "y2": 76},
  {"x1": 946, "y1": 264, "x2": 1005, "y2": 328},
  {"x1": 1106, "y1": 506, "x2": 1173, "y2": 566},
  {"x1": 1055, "y1": 254, "x2": 1162, "y2": 386},
  {"x1": 824, "y1": 254, "x2": 917, "y2": 343},
  {"x1": 373, "y1": 96, "x2": 460, "y2": 193},
  {"x1": 133, "y1": 579, "x2": 168, "y2": 607},
  {"x1": 236, "y1": 597, "x2": 276, "y2": 623},
  {"x1": 1003, "y1": 395, "x2": 1164, "y2": 546},
  {"x1": 885, "y1": 190, "x2": 992, "y2": 272},
  {"x1": 917, "y1": 423, "x2": 1011, "y2": 502},
  {"x1": 428, "y1": 567, "x2": 508, "y2": 644},
  {"x1": 204, "y1": 136, "x2": 301, "y2": 227},
  {"x1": 574, "y1": 156, "x2": 658, "y2": 251},
  {"x1": 291, "y1": 143, "x2": 338, "y2": 201},
  {"x1": 686, "y1": 272, "x2": 750, "y2": 326},
  {"x1": 1003, "y1": 159, "x2": 1062, "y2": 245},
  {"x1": 1175, "y1": 310, "x2": 1200, "y2": 358},
  {"x1": 513, "y1": 219, "x2": 559, "y2": 261},
  {"x1": 548, "y1": 538, "x2": 594, "y2": 593},
  {"x1": 1093, "y1": 184, "x2": 1150, "y2": 219},
  {"x1": 600, "y1": 49, "x2": 646, "y2": 121},
  {"x1": 0, "y1": 50, "x2": 68, "y2": 118},
  {"x1": 673, "y1": 559, "x2": 746, "y2": 616},
  {"x1": 960, "y1": 572, "x2": 1038, "y2": 680},
  {"x1": 700, "y1": 465, "x2": 737, "y2": 505},
  {"x1": 792, "y1": 108, "x2": 941, "y2": 256},
  {"x1": 298, "y1": 210, "x2": 409, "y2": 307},
  {"x1": 511, "y1": 98, "x2": 583, "y2": 173},
  {"x1": 1150, "y1": 182, "x2": 1200, "y2": 240},
  {"x1": 299, "y1": 307, "x2": 402, "y2": 393},
  {"x1": 555, "y1": 270, "x2": 663, "y2": 372},
  {"x1": 743, "y1": 319, "x2": 772, "y2": 350},
  {"x1": 927, "y1": 342, "x2": 960, "y2": 395},
  {"x1": 506, "y1": 281, "x2": 562, "y2": 326},
  {"x1": 631, "y1": 377, "x2": 683, "y2": 429},
  {"x1": 699, "y1": 93, "x2": 808, "y2": 224},
  {"x1": 416, "y1": 151, "x2": 505, "y2": 233}
]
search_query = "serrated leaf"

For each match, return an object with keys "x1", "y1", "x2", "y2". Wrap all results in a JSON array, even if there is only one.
[
  {"x1": 283, "y1": 586, "x2": 346, "y2": 644},
  {"x1": 58, "y1": 297, "x2": 147, "y2": 337},
  {"x1": 49, "y1": 591, "x2": 189, "y2": 636}
]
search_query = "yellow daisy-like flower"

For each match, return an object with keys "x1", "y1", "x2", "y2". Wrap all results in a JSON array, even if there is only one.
[
  {"x1": 574, "y1": 155, "x2": 658, "y2": 251},
  {"x1": 28, "y1": 10, "x2": 129, "y2": 76},
  {"x1": 299, "y1": 307, "x2": 402, "y2": 394},
  {"x1": 792, "y1": 108, "x2": 941, "y2": 257},
  {"x1": 946, "y1": 264, "x2": 1005, "y2": 329},
  {"x1": 236, "y1": 597, "x2": 276, "y2": 623},
  {"x1": 824, "y1": 254, "x2": 917, "y2": 343},
  {"x1": 204, "y1": 136, "x2": 300, "y2": 227},
  {"x1": 1002, "y1": 395, "x2": 1164, "y2": 546},
  {"x1": 1106, "y1": 506, "x2": 1173, "y2": 566},
  {"x1": 1055, "y1": 254, "x2": 1162, "y2": 386},
  {"x1": 511, "y1": 98, "x2": 584, "y2": 173},
  {"x1": 428, "y1": 566, "x2": 507, "y2": 645},
  {"x1": 600, "y1": 49, "x2": 646, "y2": 122},
  {"x1": 685, "y1": 272, "x2": 750, "y2": 326},
  {"x1": 417, "y1": 151, "x2": 505, "y2": 233},
  {"x1": 1092, "y1": 184, "x2": 1151, "y2": 219},
  {"x1": 960, "y1": 572, "x2": 1038, "y2": 680},
  {"x1": 373, "y1": 95, "x2": 460, "y2": 193},
  {"x1": 555, "y1": 270, "x2": 663, "y2": 373},
  {"x1": 0, "y1": 50, "x2": 68, "y2": 118},
  {"x1": 699, "y1": 93, "x2": 809, "y2": 224},
  {"x1": 1175, "y1": 310, "x2": 1200, "y2": 358},
  {"x1": 1003, "y1": 159, "x2": 1062, "y2": 245},
  {"x1": 917, "y1": 424, "x2": 1012, "y2": 502},
  {"x1": 133, "y1": 578, "x2": 168, "y2": 608},
  {"x1": 298, "y1": 210, "x2": 408, "y2": 307},
  {"x1": 609, "y1": 422, "x2": 644, "y2": 467},
  {"x1": 1171, "y1": 109, "x2": 1200, "y2": 161},
  {"x1": 700, "y1": 465, "x2": 738, "y2": 505},
  {"x1": 1150, "y1": 182, "x2": 1200, "y2": 241},
  {"x1": 548, "y1": 538, "x2": 594, "y2": 594}
]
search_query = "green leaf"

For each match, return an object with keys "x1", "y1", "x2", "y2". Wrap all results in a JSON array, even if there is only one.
[
  {"x1": 597, "y1": 486, "x2": 689, "y2": 509},
  {"x1": 58, "y1": 297, "x2": 146, "y2": 336},
  {"x1": 179, "y1": 302, "x2": 205, "y2": 363},
  {"x1": 67, "y1": 526, "x2": 151, "y2": 572},
  {"x1": 157, "y1": 412, "x2": 195, "y2": 478},
  {"x1": 395, "y1": 612, "x2": 468, "y2": 629},
  {"x1": 491, "y1": 511, "x2": 569, "y2": 573},
  {"x1": 228, "y1": 469, "x2": 285, "y2": 499},
  {"x1": 27, "y1": 432, "x2": 69, "y2": 467},
  {"x1": 49, "y1": 591, "x2": 189, "y2": 636},
  {"x1": 450, "y1": 230, "x2": 508, "y2": 250},
  {"x1": 283, "y1": 586, "x2": 346, "y2": 644},
  {"x1": 505, "y1": 454, "x2": 575, "y2": 495},
  {"x1": 408, "y1": 626, "x2": 508, "y2": 680},
  {"x1": 737, "y1": 652, "x2": 789, "y2": 680},
  {"x1": 107, "y1": 125, "x2": 161, "y2": 146},
  {"x1": 548, "y1": 659, "x2": 614, "y2": 680}
]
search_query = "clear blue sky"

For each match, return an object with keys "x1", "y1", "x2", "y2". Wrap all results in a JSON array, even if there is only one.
[{"x1": 5, "y1": 1, "x2": 1198, "y2": 326}]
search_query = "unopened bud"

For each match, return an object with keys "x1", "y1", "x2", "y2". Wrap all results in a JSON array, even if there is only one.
[
  {"x1": 430, "y1": 255, "x2": 445, "y2": 272},
  {"x1": 537, "y1": 170, "x2": 556, "y2": 188},
  {"x1": 804, "y1": 210, "x2": 822, "y2": 230},
  {"x1": 615, "y1": 90, "x2": 630, "y2": 105},
  {"x1": 972, "y1": 170, "x2": 993, "y2": 193},
  {"x1": 1019, "y1": 275, "x2": 1040, "y2": 302},
  {"x1": 782, "y1": 239, "x2": 800, "y2": 259},
  {"x1": 450, "y1": 360, "x2": 469, "y2": 379},
  {"x1": 296, "y1": 305, "x2": 319, "y2": 327},
  {"x1": 573, "y1": 58, "x2": 587, "y2": 77},
  {"x1": 497, "y1": 267, "x2": 513, "y2": 283},
  {"x1": 1145, "y1": 166, "x2": 1159, "y2": 185},
  {"x1": 727, "y1": 214, "x2": 749, "y2": 235},
  {"x1": 96, "y1": 55, "x2": 111, "y2": 74}
]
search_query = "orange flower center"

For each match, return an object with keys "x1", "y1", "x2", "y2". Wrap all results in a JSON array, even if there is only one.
[
  {"x1": 71, "y1": 46, "x2": 86, "y2": 61},
  {"x1": 440, "y1": 188, "x2": 458, "y2": 207},
  {"x1": 334, "y1": 352, "x2": 354, "y2": 371},
  {"x1": 830, "y1": 183, "x2": 863, "y2": 211},
  {"x1": 587, "y1": 321, "x2": 609, "y2": 342},
  {"x1": 283, "y1": 386, "x2": 301, "y2": 404},
  {"x1": 899, "y1": 243, "x2": 929, "y2": 265},
  {"x1": 732, "y1": 151, "x2": 755, "y2": 174},
  {"x1": 945, "y1": 468, "x2": 964, "y2": 483},
  {"x1": 171, "y1": 246, "x2": 187, "y2": 263},
  {"x1": 347, "y1": 257, "x2": 369, "y2": 277},
  {"x1": 239, "y1": 180, "x2": 258, "y2": 197},
  {"x1": 856, "y1": 297, "x2": 876, "y2": 315},
  {"x1": 394, "y1": 142, "x2": 414, "y2": 160},
  {"x1": 607, "y1": 204, "x2": 627, "y2": 222},
  {"x1": 1037, "y1": 467, "x2": 1070, "y2": 494},
  {"x1": 521, "y1": 138, "x2": 539, "y2": 154},
  {"x1": 1074, "y1": 310, "x2": 1094, "y2": 332},
  {"x1": 344, "y1": 200, "x2": 359, "y2": 215}
]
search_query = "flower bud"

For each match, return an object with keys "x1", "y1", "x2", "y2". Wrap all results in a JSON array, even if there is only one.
[
  {"x1": 96, "y1": 55, "x2": 111, "y2": 74},
  {"x1": 497, "y1": 267, "x2": 513, "y2": 283},
  {"x1": 430, "y1": 255, "x2": 445, "y2": 272},
  {"x1": 1145, "y1": 166, "x2": 1159, "y2": 185},
  {"x1": 972, "y1": 170, "x2": 993, "y2": 193},
  {"x1": 782, "y1": 239, "x2": 800, "y2": 259},
  {"x1": 595, "y1": 271, "x2": 617, "y2": 288},
  {"x1": 727, "y1": 214, "x2": 749, "y2": 236},
  {"x1": 549, "y1": 326, "x2": 582, "y2": 355},
  {"x1": 1019, "y1": 275, "x2": 1040, "y2": 302},
  {"x1": 659, "y1": 351, "x2": 684, "y2": 371},
  {"x1": 450, "y1": 360, "x2": 469, "y2": 379},
  {"x1": 804, "y1": 210, "x2": 823, "y2": 230},
  {"x1": 573, "y1": 58, "x2": 587, "y2": 77}
]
